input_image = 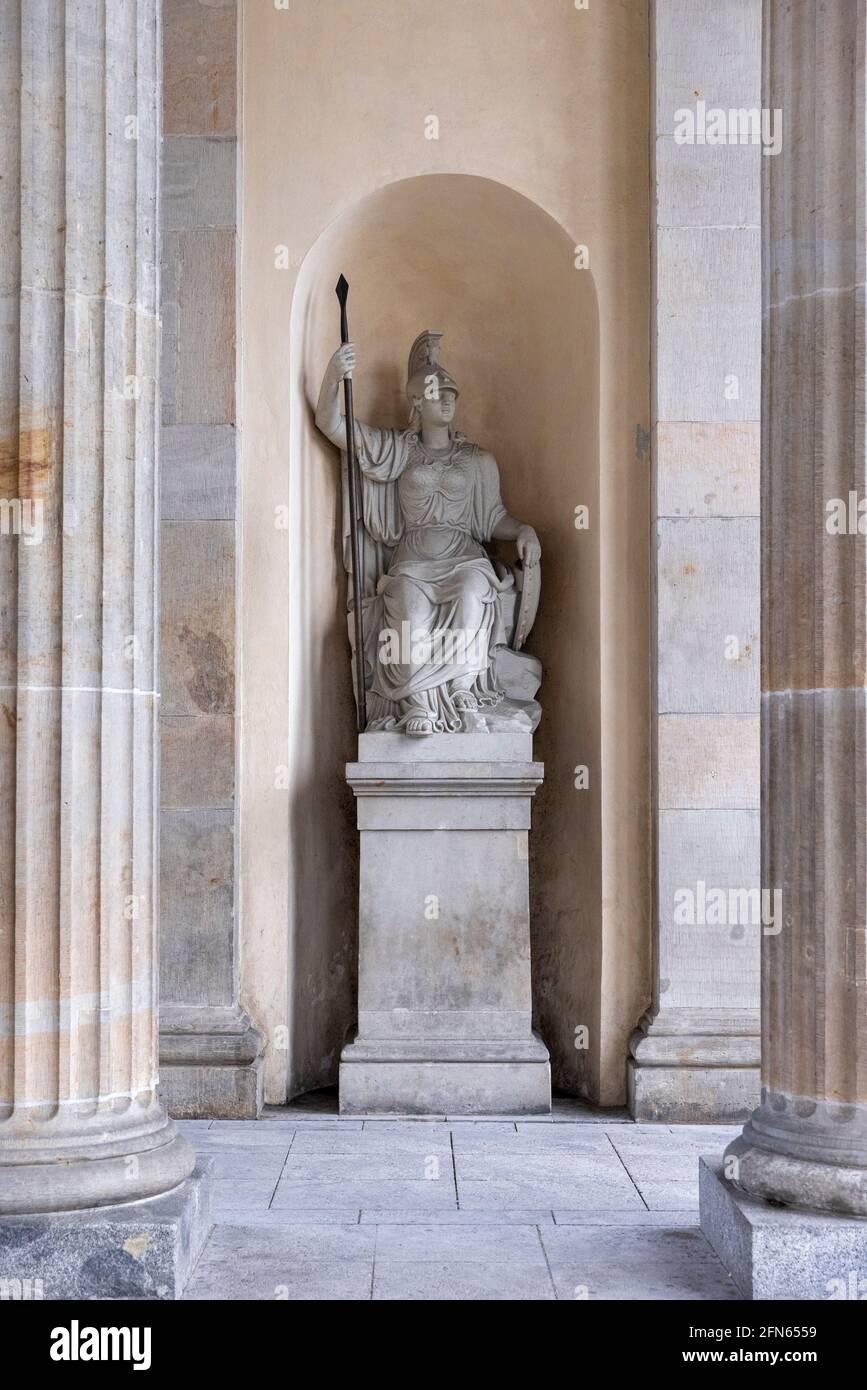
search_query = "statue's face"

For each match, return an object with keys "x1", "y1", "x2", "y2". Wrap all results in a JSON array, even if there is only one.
[{"x1": 417, "y1": 388, "x2": 457, "y2": 428}]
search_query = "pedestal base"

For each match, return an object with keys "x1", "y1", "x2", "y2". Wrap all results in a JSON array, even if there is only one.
[
  {"x1": 341, "y1": 732, "x2": 551, "y2": 1118},
  {"x1": 699, "y1": 1157, "x2": 867, "y2": 1300},
  {"x1": 0, "y1": 1163, "x2": 213, "y2": 1301},
  {"x1": 160, "y1": 1006, "x2": 264, "y2": 1119},
  {"x1": 628, "y1": 1010, "x2": 760, "y2": 1123},
  {"x1": 340, "y1": 1034, "x2": 551, "y2": 1116},
  {"x1": 629, "y1": 1065, "x2": 759, "y2": 1124}
]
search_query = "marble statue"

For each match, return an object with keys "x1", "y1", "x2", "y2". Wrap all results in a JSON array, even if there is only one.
[{"x1": 315, "y1": 331, "x2": 543, "y2": 735}]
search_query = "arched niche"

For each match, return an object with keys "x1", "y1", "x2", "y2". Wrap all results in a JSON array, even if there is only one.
[{"x1": 286, "y1": 173, "x2": 600, "y2": 1099}]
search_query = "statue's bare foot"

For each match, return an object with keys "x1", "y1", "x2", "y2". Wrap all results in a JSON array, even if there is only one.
[
  {"x1": 452, "y1": 691, "x2": 479, "y2": 712},
  {"x1": 406, "y1": 716, "x2": 435, "y2": 737}
]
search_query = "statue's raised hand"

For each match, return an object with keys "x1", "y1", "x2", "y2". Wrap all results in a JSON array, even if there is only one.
[
  {"x1": 328, "y1": 342, "x2": 356, "y2": 382},
  {"x1": 315, "y1": 343, "x2": 364, "y2": 448}
]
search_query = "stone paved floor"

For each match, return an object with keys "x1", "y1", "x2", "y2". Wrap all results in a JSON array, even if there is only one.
[{"x1": 181, "y1": 1095, "x2": 742, "y2": 1300}]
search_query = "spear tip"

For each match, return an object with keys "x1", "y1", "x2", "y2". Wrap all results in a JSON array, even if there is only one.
[{"x1": 335, "y1": 273, "x2": 349, "y2": 304}]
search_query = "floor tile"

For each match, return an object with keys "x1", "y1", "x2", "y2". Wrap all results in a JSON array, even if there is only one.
[
  {"x1": 373, "y1": 1223, "x2": 547, "y2": 1263},
  {"x1": 539, "y1": 1225, "x2": 740, "y2": 1300},
  {"x1": 210, "y1": 1179, "x2": 277, "y2": 1213},
  {"x1": 372, "y1": 1259, "x2": 554, "y2": 1301},
  {"x1": 279, "y1": 1153, "x2": 452, "y2": 1181},
  {"x1": 205, "y1": 1121, "x2": 296, "y2": 1143},
  {"x1": 454, "y1": 1149, "x2": 627, "y2": 1182},
  {"x1": 271, "y1": 1179, "x2": 457, "y2": 1210},
  {"x1": 187, "y1": 1111, "x2": 745, "y2": 1298},
  {"x1": 185, "y1": 1257, "x2": 372, "y2": 1301},
  {"x1": 290, "y1": 1129, "x2": 452, "y2": 1155},
  {"x1": 358, "y1": 1114, "x2": 447, "y2": 1123},
  {"x1": 447, "y1": 1122, "x2": 518, "y2": 1137},
  {"x1": 360, "y1": 1208, "x2": 555, "y2": 1224},
  {"x1": 615, "y1": 1154, "x2": 703, "y2": 1182},
  {"x1": 194, "y1": 1149, "x2": 288, "y2": 1181},
  {"x1": 215, "y1": 1208, "x2": 362, "y2": 1226},
  {"x1": 552, "y1": 1209, "x2": 699, "y2": 1226},
  {"x1": 456, "y1": 1178, "x2": 646, "y2": 1211},
  {"x1": 667, "y1": 1125, "x2": 743, "y2": 1145},
  {"x1": 635, "y1": 1180, "x2": 700, "y2": 1211},
  {"x1": 202, "y1": 1222, "x2": 376, "y2": 1260},
  {"x1": 462, "y1": 1127, "x2": 613, "y2": 1152},
  {"x1": 445, "y1": 1114, "x2": 550, "y2": 1124}
]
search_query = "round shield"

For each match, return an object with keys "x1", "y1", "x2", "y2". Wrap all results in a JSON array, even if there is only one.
[{"x1": 512, "y1": 561, "x2": 541, "y2": 651}]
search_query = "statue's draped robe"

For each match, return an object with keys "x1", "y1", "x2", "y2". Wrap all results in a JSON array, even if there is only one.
[{"x1": 343, "y1": 424, "x2": 513, "y2": 732}]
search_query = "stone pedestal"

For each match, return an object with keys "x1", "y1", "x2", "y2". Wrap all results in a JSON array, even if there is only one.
[
  {"x1": 700, "y1": 1160, "x2": 867, "y2": 1302},
  {"x1": 0, "y1": 1164, "x2": 213, "y2": 1302},
  {"x1": 340, "y1": 733, "x2": 551, "y2": 1115}
]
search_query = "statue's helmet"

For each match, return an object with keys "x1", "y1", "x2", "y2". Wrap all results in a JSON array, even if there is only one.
[{"x1": 406, "y1": 331, "x2": 459, "y2": 421}]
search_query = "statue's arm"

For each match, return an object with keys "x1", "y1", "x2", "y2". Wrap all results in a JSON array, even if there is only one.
[
  {"x1": 315, "y1": 343, "x2": 359, "y2": 449},
  {"x1": 491, "y1": 513, "x2": 541, "y2": 567},
  {"x1": 316, "y1": 344, "x2": 407, "y2": 486},
  {"x1": 485, "y1": 455, "x2": 541, "y2": 567}
]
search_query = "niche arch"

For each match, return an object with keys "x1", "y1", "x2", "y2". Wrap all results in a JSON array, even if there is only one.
[{"x1": 285, "y1": 173, "x2": 600, "y2": 1099}]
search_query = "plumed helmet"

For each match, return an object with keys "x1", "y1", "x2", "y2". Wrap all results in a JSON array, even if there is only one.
[{"x1": 406, "y1": 330, "x2": 460, "y2": 416}]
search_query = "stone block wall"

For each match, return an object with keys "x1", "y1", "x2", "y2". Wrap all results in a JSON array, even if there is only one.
[
  {"x1": 158, "y1": 0, "x2": 262, "y2": 1116},
  {"x1": 629, "y1": 0, "x2": 762, "y2": 1121}
]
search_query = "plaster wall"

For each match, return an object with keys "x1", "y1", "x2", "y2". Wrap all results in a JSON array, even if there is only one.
[{"x1": 239, "y1": 0, "x2": 651, "y2": 1104}]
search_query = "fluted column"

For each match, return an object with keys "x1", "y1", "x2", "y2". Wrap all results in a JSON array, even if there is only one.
[
  {"x1": 0, "y1": 0, "x2": 193, "y2": 1213},
  {"x1": 723, "y1": 0, "x2": 867, "y2": 1218}
]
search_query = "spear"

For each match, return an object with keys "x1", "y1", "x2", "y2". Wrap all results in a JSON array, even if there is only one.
[{"x1": 336, "y1": 274, "x2": 368, "y2": 733}]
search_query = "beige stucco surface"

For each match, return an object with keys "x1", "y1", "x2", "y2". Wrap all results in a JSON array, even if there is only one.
[{"x1": 239, "y1": 0, "x2": 650, "y2": 1105}]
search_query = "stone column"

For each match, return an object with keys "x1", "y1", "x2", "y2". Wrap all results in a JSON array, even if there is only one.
[
  {"x1": 0, "y1": 0, "x2": 209, "y2": 1299},
  {"x1": 701, "y1": 0, "x2": 867, "y2": 1299}
]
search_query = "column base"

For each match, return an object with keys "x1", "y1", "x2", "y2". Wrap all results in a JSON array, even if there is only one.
[
  {"x1": 0, "y1": 1117, "x2": 196, "y2": 1216},
  {"x1": 700, "y1": 1157, "x2": 867, "y2": 1300},
  {"x1": 340, "y1": 1035, "x2": 552, "y2": 1116},
  {"x1": 628, "y1": 1010, "x2": 760, "y2": 1123},
  {"x1": 723, "y1": 1098, "x2": 867, "y2": 1217},
  {"x1": 160, "y1": 1006, "x2": 264, "y2": 1119},
  {"x1": 0, "y1": 1162, "x2": 213, "y2": 1301}
]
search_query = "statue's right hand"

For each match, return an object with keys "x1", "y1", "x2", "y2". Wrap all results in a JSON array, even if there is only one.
[{"x1": 329, "y1": 343, "x2": 356, "y2": 382}]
